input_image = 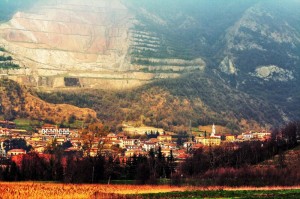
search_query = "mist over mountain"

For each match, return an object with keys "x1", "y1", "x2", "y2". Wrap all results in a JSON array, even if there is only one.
[{"x1": 1, "y1": 0, "x2": 300, "y2": 130}]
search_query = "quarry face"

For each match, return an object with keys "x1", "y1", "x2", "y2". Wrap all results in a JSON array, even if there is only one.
[{"x1": 0, "y1": 0, "x2": 184, "y2": 90}]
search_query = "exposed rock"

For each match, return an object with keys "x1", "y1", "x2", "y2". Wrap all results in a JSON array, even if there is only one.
[
  {"x1": 253, "y1": 65, "x2": 294, "y2": 82},
  {"x1": 0, "y1": 0, "x2": 204, "y2": 90},
  {"x1": 219, "y1": 56, "x2": 237, "y2": 75}
]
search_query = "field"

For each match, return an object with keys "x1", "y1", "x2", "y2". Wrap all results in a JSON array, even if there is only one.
[{"x1": 0, "y1": 182, "x2": 300, "y2": 199}]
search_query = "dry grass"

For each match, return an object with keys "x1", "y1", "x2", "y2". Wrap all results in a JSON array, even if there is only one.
[
  {"x1": 0, "y1": 182, "x2": 299, "y2": 199},
  {"x1": 0, "y1": 182, "x2": 185, "y2": 199}
]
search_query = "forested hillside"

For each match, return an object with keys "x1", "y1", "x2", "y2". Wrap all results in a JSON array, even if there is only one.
[
  {"x1": 37, "y1": 71, "x2": 284, "y2": 133},
  {"x1": 0, "y1": 79, "x2": 97, "y2": 124}
]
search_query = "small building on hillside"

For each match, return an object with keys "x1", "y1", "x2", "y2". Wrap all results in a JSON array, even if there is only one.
[
  {"x1": 0, "y1": 128, "x2": 10, "y2": 136},
  {"x1": 40, "y1": 124, "x2": 70, "y2": 137},
  {"x1": 122, "y1": 139, "x2": 140, "y2": 147},
  {"x1": 117, "y1": 133, "x2": 127, "y2": 140},
  {"x1": 196, "y1": 137, "x2": 221, "y2": 146},
  {"x1": 125, "y1": 149, "x2": 146, "y2": 157},
  {"x1": 225, "y1": 134, "x2": 236, "y2": 142},
  {"x1": 242, "y1": 132, "x2": 253, "y2": 140},
  {"x1": 106, "y1": 133, "x2": 118, "y2": 141},
  {"x1": 142, "y1": 142, "x2": 157, "y2": 152},
  {"x1": 157, "y1": 135, "x2": 172, "y2": 143},
  {"x1": 252, "y1": 131, "x2": 271, "y2": 140}
]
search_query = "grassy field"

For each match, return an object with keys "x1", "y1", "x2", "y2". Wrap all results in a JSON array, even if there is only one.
[
  {"x1": 129, "y1": 189, "x2": 300, "y2": 199},
  {"x1": 13, "y1": 118, "x2": 41, "y2": 132},
  {"x1": 0, "y1": 182, "x2": 299, "y2": 199}
]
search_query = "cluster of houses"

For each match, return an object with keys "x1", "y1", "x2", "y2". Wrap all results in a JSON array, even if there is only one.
[{"x1": 0, "y1": 121, "x2": 271, "y2": 161}]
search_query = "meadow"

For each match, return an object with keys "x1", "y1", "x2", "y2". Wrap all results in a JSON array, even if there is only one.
[{"x1": 0, "y1": 182, "x2": 299, "y2": 199}]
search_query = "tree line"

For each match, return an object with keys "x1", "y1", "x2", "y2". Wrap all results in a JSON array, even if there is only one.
[
  {"x1": 178, "y1": 121, "x2": 300, "y2": 186},
  {"x1": 0, "y1": 121, "x2": 299, "y2": 185},
  {"x1": 0, "y1": 147, "x2": 175, "y2": 185}
]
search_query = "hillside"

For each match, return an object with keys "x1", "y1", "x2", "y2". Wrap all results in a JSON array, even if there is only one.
[
  {"x1": 37, "y1": 71, "x2": 284, "y2": 133},
  {"x1": 0, "y1": 79, "x2": 97, "y2": 124},
  {"x1": 0, "y1": 0, "x2": 300, "y2": 129}
]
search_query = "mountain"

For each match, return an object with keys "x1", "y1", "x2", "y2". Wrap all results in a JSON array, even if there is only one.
[{"x1": 1, "y1": 0, "x2": 300, "y2": 130}]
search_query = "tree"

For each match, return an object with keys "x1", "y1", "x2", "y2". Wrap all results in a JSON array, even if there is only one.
[
  {"x1": 4, "y1": 139, "x2": 32, "y2": 152},
  {"x1": 62, "y1": 141, "x2": 73, "y2": 149},
  {"x1": 68, "y1": 114, "x2": 76, "y2": 124}
]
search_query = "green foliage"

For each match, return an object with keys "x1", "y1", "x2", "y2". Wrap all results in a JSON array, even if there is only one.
[
  {"x1": 0, "y1": 62, "x2": 20, "y2": 69},
  {"x1": 14, "y1": 118, "x2": 42, "y2": 131},
  {"x1": 0, "y1": 79, "x2": 27, "y2": 120},
  {"x1": 0, "y1": 55, "x2": 12, "y2": 61},
  {"x1": 0, "y1": 53, "x2": 19, "y2": 69},
  {"x1": 3, "y1": 138, "x2": 32, "y2": 152}
]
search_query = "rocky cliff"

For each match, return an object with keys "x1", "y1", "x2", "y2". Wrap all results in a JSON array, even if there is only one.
[{"x1": 0, "y1": 0, "x2": 204, "y2": 89}]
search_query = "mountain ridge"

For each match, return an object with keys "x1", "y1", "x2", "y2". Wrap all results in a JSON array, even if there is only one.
[{"x1": 1, "y1": 0, "x2": 300, "y2": 129}]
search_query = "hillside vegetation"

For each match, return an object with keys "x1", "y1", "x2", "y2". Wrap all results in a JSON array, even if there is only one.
[
  {"x1": 0, "y1": 0, "x2": 299, "y2": 131},
  {"x1": 37, "y1": 71, "x2": 284, "y2": 133},
  {"x1": 0, "y1": 79, "x2": 97, "y2": 124}
]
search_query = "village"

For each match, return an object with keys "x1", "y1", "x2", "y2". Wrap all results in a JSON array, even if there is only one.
[{"x1": 0, "y1": 119, "x2": 272, "y2": 162}]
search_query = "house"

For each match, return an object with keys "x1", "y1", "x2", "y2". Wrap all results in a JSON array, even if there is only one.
[
  {"x1": 31, "y1": 136, "x2": 43, "y2": 142},
  {"x1": 34, "y1": 146, "x2": 45, "y2": 154},
  {"x1": 196, "y1": 137, "x2": 221, "y2": 146},
  {"x1": 106, "y1": 133, "x2": 118, "y2": 141},
  {"x1": 103, "y1": 140, "x2": 114, "y2": 149},
  {"x1": 89, "y1": 148, "x2": 99, "y2": 157},
  {"x1": 117, "y1": 133, "x2": 127, "y2": 140},
  {"x1": 69, "y1": 138, "x2": 83, "y2": 148},
  {"x1": 192, "y1": 143, "x2": 203, "y2": 150},
  {"x1": 211, "y1": 134, "x2": 222, "y2": 139},
  {"x1": 242, "y1": 132, "x2": 253, "y2": 140},
  {"x1": 122, "y1": 139, "x2": 140, "y2": 147},
  {"x1": 148, "y1": 138, "x2": 159, "y2": 144},
  {"x1": 252, "y1": 132, "x2": 271, "y2": 140},
  {"x1": 157, "y1": 135, "x2": 172, "y2": 143},
  {"x1": 0, "y1": 128, "x2": 10, "y2": 136},
  {"x1": 195, "y1": 136, "x2": 204, "y2": 143},
  {"x1": 225, "y1": 134, "x2": 236, "y2": 142},
  {"x1": 142, "y1": 142, "x2": 157, "y2": 151},
  {"x1": 56, "y1": 137, "x2": 66, "y2": 144},
  {"x1": 161, "y1": 142, "x2": 177, "y2": 150},
  {"x1": 10, "y1": 129, "x2": 27, "y2": 134},
  {"x1": 161, "y1": 149, "x2": 172, "y2": 157},
  {"x1": 176, "y1": 149, "x2": 189, "y2": 161},
  {"x1": 125, "y1": 149, "x2": 146, "y2": 157},
  {"x1": 183, "y1": 141, "x2": 195, "y2": 152},
  {"x1": 111, "y1": 140, "x2": 122, "y2": 148},
  {"x1": 7, "y1": 149, "x2": 26, "y2": 157},
  {"x1": 40, "y1": 124, "x2": 70, "y2": 137},
  {"x1": 64, "y1": 147, "x2": 83, "y2": 157}
]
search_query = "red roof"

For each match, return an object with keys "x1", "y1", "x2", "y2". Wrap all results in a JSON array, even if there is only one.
[{"x1": 8, "y1": 149, "x2": 26, "y2": 153}]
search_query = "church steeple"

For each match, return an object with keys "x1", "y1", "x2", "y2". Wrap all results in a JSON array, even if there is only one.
[{"x1": 211, "y1": 123, "x2": 216, "y2": 137}]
